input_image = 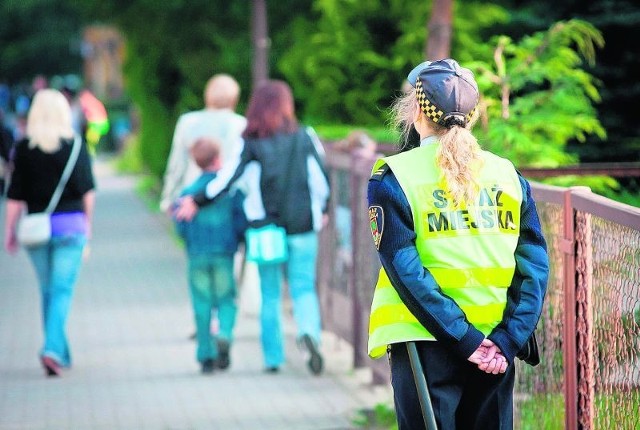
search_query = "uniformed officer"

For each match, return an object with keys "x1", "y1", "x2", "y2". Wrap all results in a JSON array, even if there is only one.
[{"x1": 367, "y1": 59, "x2": 549, "y2": 429}]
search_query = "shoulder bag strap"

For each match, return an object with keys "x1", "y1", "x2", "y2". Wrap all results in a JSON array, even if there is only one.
[
  {"x1": 44, "y1": 135, "x2": 82, "y2": 214},
  {"x1": 278, "y1": 131, "x2": 304, "y2": 224}
]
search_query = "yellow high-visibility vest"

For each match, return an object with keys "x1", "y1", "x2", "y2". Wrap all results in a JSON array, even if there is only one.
[{"x1": 368, "y1": 144, "x2": 522, "y2": 359}]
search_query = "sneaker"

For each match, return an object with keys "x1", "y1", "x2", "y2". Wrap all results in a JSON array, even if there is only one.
[
  {"x1": 217, "y1": 339, "x2": 230, "y2": 370},
  {"x1": 265, "y1": 366, "x2": 280, "y2": 374},
  {"x1": 301, "y1": 334, "x2": 323, "y2": 376},
  {"x1": 201, "y1": 359, "x2": 215, "y2": 374},
  {"x1": 41, "y1": 356, "x2": 61, "y2": 377}
]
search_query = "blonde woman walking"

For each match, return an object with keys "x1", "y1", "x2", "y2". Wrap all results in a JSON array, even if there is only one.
[
  {"x1": 366, "y1": 59, "x2": 549, "y2": 429},
  {"x1": 4, "y1": 89, "x2": 95, "y2": 377}
]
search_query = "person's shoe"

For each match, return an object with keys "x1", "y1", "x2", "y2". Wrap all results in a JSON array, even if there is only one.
[
  {"x1": 201, "y1": 359, "x2": 215, "y2": 374},
  {"x1": 41, "y1": 356, "x2": 62, "y2": 377},
  {"x1": 301, "y1": 334, "x2": 323, "y2": 376},
  {"x1": 217, "y1": 339, "x2": 231, "y2": 370},
  {"x1": 264, "y1": 366, "x2": 279, "y2": 374}
]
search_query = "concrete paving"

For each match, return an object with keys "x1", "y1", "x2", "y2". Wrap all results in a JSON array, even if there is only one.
[{"x1": 0, "y1": 156, "x2": 392, "y2": 430}]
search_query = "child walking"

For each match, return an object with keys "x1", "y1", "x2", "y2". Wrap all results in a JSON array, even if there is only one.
[{"x1": 174, "y1": 137, "x2": 247, "y2": 373}]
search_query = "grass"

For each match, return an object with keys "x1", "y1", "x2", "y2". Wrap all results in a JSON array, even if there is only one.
[
  {"x1": 114, "y1": 134, "x2": 145, "y2": 174},
  {"x1": 518, "y1": 393, "x2": 565, "y2": 429},
  {"x1": 110, "y1": 134, "x2": 163, "y2": 213},
  {"x1": 518, "y1": 389, "x2": 640, "y2": 429},
  {"x1": 111, "y1": 136, "x2": 185, "y2": 249},
  {"x1": 352, "y1": 403, "x2": 398, "y2": 430},
  {"x1": 351, "y1": 389, "x2": 639, "y2": 429},
  {"x1": 134, "y1": 175, "x2": 163, "y2": 213}
]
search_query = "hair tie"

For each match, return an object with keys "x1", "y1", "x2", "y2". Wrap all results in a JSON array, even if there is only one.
[{"x1": 441, "y1": 113, "x2": 466, "y2": 129}]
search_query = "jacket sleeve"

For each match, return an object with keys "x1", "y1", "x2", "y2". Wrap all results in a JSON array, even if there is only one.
[
  {"x1": 70, "y1": 138, "x2": 95, "y2": 195},
  {"x1": 232, "y1": 189, "x2": 248, "y2": 242},
  {"x1": 6, "y1": 140, "x2": 27, "y2": 201},
  {"x1": 192, "y1": 139, "x2": 252, "y2": 207},
  {"x1": 305, "y1": 129, "x2": 330, "y2": 231},
  {"x1": 306, "y1": 128, "x2": 330, "y2": 185},
  {"x1": 368, "y1": 168, "x2": 485, "y2": 360},
  {"x1": 488, "y1": 174, "x2": 549, "y2": 364}
]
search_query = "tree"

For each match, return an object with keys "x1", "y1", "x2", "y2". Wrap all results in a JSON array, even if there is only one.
[
  {"x1": 77, "y1": 0, "x2": 315, "y2": 178},
  {"x1": 0, "y1": 0, "x2": 83, "y2": 84},
  {"x1": 279, "y1": 0, "x2": 507, "y2": 125},
  {"x1": 66, "y1": 0, "x2": 630, "y2": 183},
  {"x1": 490, "y1": 0, "x2": 640, "y2": 163},
  {"x1": 426, "y1": 0, "x2": 453, "y2": 60},
  {"x1": 78, "y1": 0, "x2": 254, "y2": 177},
  {"x1": 469, "y1": 19, "x2": 606, "y2": 167},
  {"x1": 252, "y1": 0, "x2": 269, "y2": 88}
]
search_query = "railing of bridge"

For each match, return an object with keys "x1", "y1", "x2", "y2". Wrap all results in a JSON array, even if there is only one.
[{"x1": 318, "y1": 144, "x2": 640, "y2": 429}]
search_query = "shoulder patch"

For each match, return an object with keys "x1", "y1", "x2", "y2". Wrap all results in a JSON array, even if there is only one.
[
  {"x1": 370, "y1": 163, "x2": 390, "y2": 182},
  {"x1": 368, "y1": 205, "x2": 384, "y2": 250}
]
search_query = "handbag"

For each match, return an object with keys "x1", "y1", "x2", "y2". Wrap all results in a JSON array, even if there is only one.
[
  {"x1": 245, "y1": 223, "x2": 288, "y2": 264},
  {"x1": 244, "y1": 134, "x2": 299, "y2": 264},
  {"x1": 17, "y1": 135, "x2": 82, "y2": 247}
]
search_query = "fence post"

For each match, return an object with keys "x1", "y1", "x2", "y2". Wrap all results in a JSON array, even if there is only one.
[
  {"x1": 573, "y1": 187, "x2": 595, "y2": 430},
  {"x1": 562, "y1": 189, "x2": 578, "y2": 430},
  {"x1": 563, "y1": 187, "x2": 594, "y2": 430}
]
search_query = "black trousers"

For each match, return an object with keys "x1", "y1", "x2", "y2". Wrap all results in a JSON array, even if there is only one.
[{"x1": 389, "y1": 341, "x2": 515, "y2": 430}]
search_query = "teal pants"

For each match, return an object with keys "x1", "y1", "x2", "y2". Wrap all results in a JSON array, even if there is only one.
[{"x1": 187, "y1": 254, "x2": 237, "y2": 363}]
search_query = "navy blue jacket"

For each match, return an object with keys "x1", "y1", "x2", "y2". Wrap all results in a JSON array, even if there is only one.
[{"x1": 368, "y1": 164, "x2": 549, "y2": 364}]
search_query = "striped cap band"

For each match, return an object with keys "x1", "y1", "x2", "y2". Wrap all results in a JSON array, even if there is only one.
[{"x1": 416, "y1": 79, "x2": 476, "y2": 126}]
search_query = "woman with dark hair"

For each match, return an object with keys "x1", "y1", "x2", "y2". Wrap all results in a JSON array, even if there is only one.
[{"x1": 175, "y1": 80, "x2": 330, "y2": 375}]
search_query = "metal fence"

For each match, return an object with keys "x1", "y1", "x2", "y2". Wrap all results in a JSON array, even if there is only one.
[{"x1": 317, "y1": 144, "x2": 640, "y2": 429}]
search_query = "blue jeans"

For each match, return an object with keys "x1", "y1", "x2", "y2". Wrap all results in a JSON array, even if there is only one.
[
  {"x1": 258, "y1": 231, "x2": 321, "y2": 368},
  {"x1": 187, "y1": 254, "x2": 237, "y2": 363},
  {"x1": 27, "y1": 234, "x2": 87, "y2": 367}
]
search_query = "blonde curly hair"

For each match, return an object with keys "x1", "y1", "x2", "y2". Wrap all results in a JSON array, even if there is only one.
[{"x1": 391, "y1": 87, "x2": 483, "y2": 206}]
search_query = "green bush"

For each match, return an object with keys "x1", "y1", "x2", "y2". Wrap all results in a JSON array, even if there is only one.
[
  {"x1": 114, "y1": 134, "x2": 144, "y2": 175},
  {"x1": 280, "y1": 0, "x2": 508, "y2": 126},
  {"x1": 312, "y1": 124, "x2": 397, "y2": 144}
]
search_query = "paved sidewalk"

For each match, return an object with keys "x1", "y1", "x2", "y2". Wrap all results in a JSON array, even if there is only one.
[{"x1": 0, "y1": 157, "x2": 391, "y2": 430}]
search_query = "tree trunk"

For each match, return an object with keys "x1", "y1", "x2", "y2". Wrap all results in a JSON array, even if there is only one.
[
  {"x1": 251, "y1": 0, "x2": 269, "y2": 89},
  {"x1": 425, "y1": 0, "x2": 453, "y2": 61}
]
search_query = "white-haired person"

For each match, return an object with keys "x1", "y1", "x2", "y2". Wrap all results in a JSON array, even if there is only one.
[
  {"x1": 160, "y1": 74, "x2": 247, "y2": 342},
  {"x1": 4, "y1": 88, "x2": 95, "y2": 377},
  {"x1": 366, "y1": 59, "x2": 549, "y2": 429},
  {"x1": 160, "y1": 74, "x2": 246, "y2": 213}
]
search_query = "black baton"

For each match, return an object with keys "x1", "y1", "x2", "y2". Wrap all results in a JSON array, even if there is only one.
[{"x1": 406, "y1": 341, "x2": 438, "y2": 430}]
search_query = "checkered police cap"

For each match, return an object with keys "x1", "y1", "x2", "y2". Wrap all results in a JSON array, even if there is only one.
[{"x1": 407, "y1": 59, "x2": 479, "y2": 128}]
